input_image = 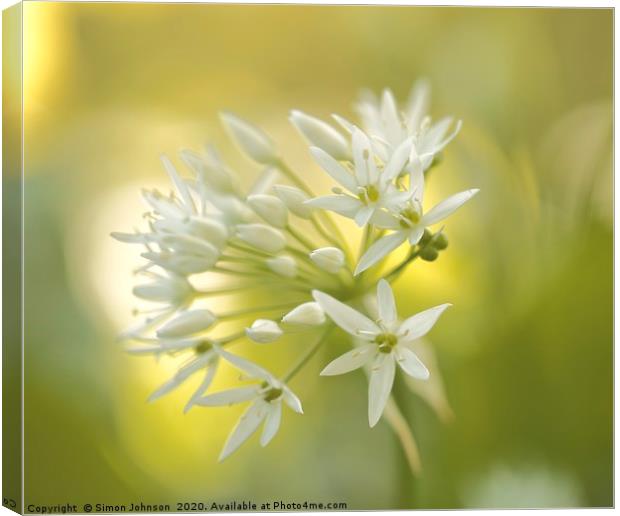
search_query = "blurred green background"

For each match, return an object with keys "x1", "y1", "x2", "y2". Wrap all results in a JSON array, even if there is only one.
[{"x1": 13, "y1": 3, "x2": 612, "y2": 509}]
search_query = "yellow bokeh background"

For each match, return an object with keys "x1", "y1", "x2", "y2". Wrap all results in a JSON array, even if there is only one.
[{"x1": 12, "y1": 3, "x2": 612, "y2": 509}]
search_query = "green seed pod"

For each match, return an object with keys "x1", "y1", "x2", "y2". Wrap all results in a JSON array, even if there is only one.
[
  {"x1": 420, "y1": 246, "x2": 439, "y2": 261},
  {"x1": 433, "y1": 233, "x2": 449, "y2": 250},
  {"x1": 419, "y1": 229, "x2": 433, "y2": 246}
]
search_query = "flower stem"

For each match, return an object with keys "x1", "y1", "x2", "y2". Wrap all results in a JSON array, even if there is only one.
[
  {"x1": 283, "y1": 325, "x2": 334, "y2": 382},
  {"x1": 217, "y1": 301, "x2": 301, "y2": 320}
]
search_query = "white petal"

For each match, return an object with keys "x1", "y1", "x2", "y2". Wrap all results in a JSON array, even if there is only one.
[
  {"x1": 259, "y1": 403, "x2": 282, "y2": 446},
  {"x1": 320, "y1": 343, "x2": 377, "y2": 376},
  {"x1": 248, "y1": 165, "x2": 279, "y2": 196},
  {"x1": 394, "y1": 345, "x2": 429, "y2": 380},
  {"x1": 309, "y1": 147, "x2": 357, "y2": 192},
  {"x1": 148, "y1": 375, "x2": 186, "y2": 403},
  {"x1": 282, "y1": 386, "x2": 304, "y2": 414},
  {"x1": 408, "y1": 226, "x2": 425, "y2": 246},
  {"x1": 331, "y1": 113, "x2": 356, "y2": 134},
  {"x1": 377, "y1": 279, "x2": 397, "y2": 326},
  {"x1": 217, "y1": 348, "x2": 273, "y2": 381},
  {"x1": 354, "y1": 204, "x2": 375, "y2": 227},
  {"x1": 312, "y1": 290, "x2": 379, "y2": 337},
  {"x1": 406, "y1": 79, "x2": 430, "y2": 130},
  {"x1": 422, "y1": 189, "x2": 479, "y2": 226},
  {"x1": 184, "y1": 361, "x2": 219, "y2": 413},
  {"x1": 160, "y1": 154, "x2": 195, "y2": 213},
  {"x1": 381, "y1": 88, "x2": 407, "y2": 146},
  {"x1": 382, "y1": 137, "x2": 413, "y2": 182},
  {"x1": 110, "y1": 232, "x2": 148, "y2": 244},
  {"x1": 305, "y1": 195, "x2": 361, "y2": 217},
  {"x1": 355, "y1": 231, "x2": 407, "y2": 275},
  {"x1": 368, "y1": 353, "x2": 396, "y2": 427},
  {"x1": 399, "y1": 304, "x2": 451, "y2": 342},
  {"x1": 352, "y1": 129, "x2": 374, "y2": 184},
  {"x1": 219, "y1": 400, "x2": 268, "y2": 461},
  {"x1": 197, "y1": 386, "x2": 259, "y2": 406},
  {"x1": 409, "y1": 164, "x2": 425, "y2": 204}
]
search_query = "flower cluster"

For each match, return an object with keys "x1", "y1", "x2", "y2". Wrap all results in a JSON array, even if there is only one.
[{"x1": 113, "y1": 80, "x2": 478, "y2": 469}]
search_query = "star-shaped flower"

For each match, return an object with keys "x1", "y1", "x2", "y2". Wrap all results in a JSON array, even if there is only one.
[
  {"x1": 313, "y1": 279, "x2": 449, "y2": 427},
  {"x1": 196, "y1": 349, "x2": 303, "y2": 460},
  {"x1": 305, "y1": 128, "x2": 412, "y2": 227},
  {"x1": 355, "y1": 174, "x2": 479, "y2": 274}
]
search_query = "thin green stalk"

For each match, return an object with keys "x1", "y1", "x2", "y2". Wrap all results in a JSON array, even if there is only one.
[
  {"x1": 217, "y1": 301, "x2": 301, "y2": 320},
  {"x1": 283, "y1": 325, "x2": 335, "y2": 382},
  {"x1": 286, "y1": 224, "x2": 317, "y2": 252}
]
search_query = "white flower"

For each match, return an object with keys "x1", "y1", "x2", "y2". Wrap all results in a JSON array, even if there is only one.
[
  {"x1": 220, "y1": 112, "x2": 278, "y2": 165},
  {"x1": 289, "y1": 110, "x2": 350, "y2": 161},
  {"x1": 247, "y1": 194, "x2": 289, "y2": 228},
  {"x1": 196, "y1": 349, "x2": 302, "y2": 460},
  {"x1": 305, "y1": 128, "x2": 413, "y2": 226},
  {"x1": 265, "y1": 255, "x2": 297, "y2": 278},
  {"x1": 148, "y1": 344, "x2": 219, "y2": 413},
  {"x1": 351, "y1": 81, "x2": 461, "y2": 167},
  {"x1": 156, "y1": 309, "x2": 217, "y2": 338},
  {"x1": 180, "y1": 145, "x2": 239, "y2": 194},
  {"x1": 132, "y1": 272, "x2": 194, "y2": 306},
  {"x1": 236, "y1": 223, "x2": 286, "y2": 253},
  {"x1": 309, "y1": 247, "x2": 345, "y2": 273},
  {"x1": 273, "y1": 184, "x2": 313, "y2": 219},
  {"x1": 356, "y1": 186, "x2": 479, "y2": 274},
  {"x1": 313, "y1": 279, "x2": 450, "y2": 427},
  {"x1": 246, "y1": 319, "x2": 283, "y2": 343},
  {"x1": 282, "y1": 302, "x2": 326, "y2": 326}
]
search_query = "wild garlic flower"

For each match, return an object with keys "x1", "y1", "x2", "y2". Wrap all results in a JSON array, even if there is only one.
[
  {"x1": 314, "y1": 280, "x2": 449, "y2": 427},
  {"x1": 197, "y1": 349, "x2": 303, "y2": 461},
  {"x1": 306, "y1": 128, "x2": 412, "y2": 227},
  {"x1": 347, "y1": 79, "x2": 462, "y2": 169},
  {"x1": 114, "y1": 80, "x2": 478, "y2": 471}
]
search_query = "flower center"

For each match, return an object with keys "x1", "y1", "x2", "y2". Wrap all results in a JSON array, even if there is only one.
[
  {"x1": 374, "y1": 332, "x2": 398, "y2": 353},
  {"x1": 359, "y1": 184, "x2": 380, "y2": 204},
  {"x1": 194, "y1": 341, "x2": 211, "y2": 354},
  {"x1": 399, "y1": 206, "x2": 421, "y2": 228},
  {"x1": 263, "y1": 387, "x2": 283, "y2": 402}
]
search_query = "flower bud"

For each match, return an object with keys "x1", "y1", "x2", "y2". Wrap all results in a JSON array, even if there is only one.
[
  {"x1": 188, "y1": 217, "x2": 228, "y2": 248},
  {"x1": 282, "y1": 302, "x2": 326, "y2": 326},
  {"x1": 133, "y1": 275, "x2": 193, "y2": 304},
  {"x1": 266, "y1": 255, "x2": 297, "y2": 278},
  {"x1": 419, "y1": 229, "x2": 433, "y2": 246},
  {"x1": 157, "y1": 309, "x2": 217, "y2": 338},
  {"x1": 432, "y1": 232, "x2": 448, "y2": 250},
  {"x1": 419, "y1": 246, "x2": 439, "y2": 262},
  {"x1": 289, "y1": 110, "x2": 351, "y2": 161},
  {"x1": 142, "y1": 189, "x2": 188, "y2": 220},
  {"x1": 236, "y1": 223, "x2": 286, "y2": 253},
  {"x1": 245, "y1": 319, "x2": 283, "y2": 343},
  {"x1": 247, "y1": 194, "x2": 288, "y2": 228},
  {"x1": 309, "y1": 247, "x2": 345, "y2": 273},
  {"x1": 273, "y1": 184, "x2": 313, "y2": 219},
  {"x1": 141, "y1": 252, "x2": 217, "y2": 275},
  {"x1": 220, "y1": 112, "x2": 278, "y2": 165},
  {"x1": 159, "y1": 234, "x2": 220, "y2": 260}
]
